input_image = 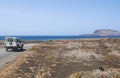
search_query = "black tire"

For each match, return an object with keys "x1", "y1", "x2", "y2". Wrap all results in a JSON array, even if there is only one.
[
  {"x1": 16, "y1": 45, "x2": 20, "y2": 51},
  {"x1": 17, "y1": 47, "x2": 19, "y2": 51},
  {"x1": 21, "y1": 45, "x2": 23, "y2": 50},
  {"x1": 14, "y1": 47, "x2": 17, "y2": 51},
  {"x1": 21, "y1": 46, "x2": 23, "y2": 50},
  {"x1": 6, "y1": 48, "x2": 8, "y2": 51}
]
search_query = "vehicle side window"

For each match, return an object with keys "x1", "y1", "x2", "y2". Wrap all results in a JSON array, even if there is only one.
[
  {"x1": 14, "y1": 39, "x2": 16, "y2": 42},
  {"x1": 14, "y1": 39, "x2": 18, "y2": 42},
  {"x1": 15, "y1": 39, "x2": 21, "y2": 42}
]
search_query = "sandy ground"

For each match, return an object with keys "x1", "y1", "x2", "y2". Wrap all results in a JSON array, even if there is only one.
[{"x1": 0, "y1": 38, "x2": 120, "y2": 78}]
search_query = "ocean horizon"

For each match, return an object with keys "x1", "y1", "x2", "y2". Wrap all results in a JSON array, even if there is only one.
[{"x1": 0, "y1": 36, "x2": 120, "y2": 41}]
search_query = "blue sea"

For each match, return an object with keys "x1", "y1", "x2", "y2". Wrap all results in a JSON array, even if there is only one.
[{"x1": 0, "y1": 36, "x2": 120, "y2": 41}]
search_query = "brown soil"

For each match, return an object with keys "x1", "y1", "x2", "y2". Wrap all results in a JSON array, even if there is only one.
[
  {"x1": 0, "y1": 38, "x2": 120, "y2": 78},
  {"x1": 0, "y1": 41, "x2": 4, "y2": 48}
]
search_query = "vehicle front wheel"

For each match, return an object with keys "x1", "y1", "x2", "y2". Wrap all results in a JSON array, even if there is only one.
[
  {"x1": 14, "y1": 47, "x2": 18, "y2": 51},
  {"x1": 6, "y1": 48, "x2": 8, "y2": 51}
]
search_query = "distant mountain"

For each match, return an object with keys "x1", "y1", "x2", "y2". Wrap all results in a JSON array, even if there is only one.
[
  {"x1": 94, "y1": 29, "x2": 120, "y2": 36},
  {"x1": 80, "y1": 29, "x2": 120, "y2": 36}
]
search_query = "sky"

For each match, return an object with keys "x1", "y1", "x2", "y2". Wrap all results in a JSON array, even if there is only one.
[{"x1": 0, "y1": 0, "x2": 120, "y2": 36}]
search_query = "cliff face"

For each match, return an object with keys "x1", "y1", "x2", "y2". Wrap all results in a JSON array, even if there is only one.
[{"x1": 94, "y1": 29, "x2": 120, "y2": 36}]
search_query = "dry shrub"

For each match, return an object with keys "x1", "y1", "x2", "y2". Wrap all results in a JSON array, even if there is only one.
[
  {"x1": 45, "y1": 55, "x2": 54, "y2": 61},
  {"x1": 102, "y1": 54, "x2": 117, "y2": 61},
  {"x1": 29, "y1": 46, "x2": 40, "y2": 52},
  {"x1": 95, "y1": 42, "x2": 117, "y2": 55},
  {"x1": 69, "y1": 71, "x2": 93, "y2": 78},
  {"x1": 69, "y1": 70, "x2": 120, "y2": 78},
  {"x1": 92, "y1": 70, "x2": 120, "y2": 78}
]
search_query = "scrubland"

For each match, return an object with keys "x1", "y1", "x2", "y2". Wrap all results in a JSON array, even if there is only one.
[{"x1": 0, "y1": 38, "x2": 120, "y2": 78}]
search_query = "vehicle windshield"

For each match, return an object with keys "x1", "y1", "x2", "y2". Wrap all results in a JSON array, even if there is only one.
[{"x1": 6, "y1": 38, "x2": 14, "y2": 42}]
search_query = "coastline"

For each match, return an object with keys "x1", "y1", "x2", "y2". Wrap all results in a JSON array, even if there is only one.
[{"x1": 0, "y1": 36, "x2": 120, "y2": 41}]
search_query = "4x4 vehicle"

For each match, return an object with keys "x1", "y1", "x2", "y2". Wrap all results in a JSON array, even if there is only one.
[{"x1": 4, "y1": 37, "x2": 24, "y2": 51}]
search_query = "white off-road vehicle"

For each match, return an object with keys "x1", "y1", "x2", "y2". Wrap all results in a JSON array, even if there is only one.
[{"x1": 4, "y1": 37, "x2": 24, "y2": 51}]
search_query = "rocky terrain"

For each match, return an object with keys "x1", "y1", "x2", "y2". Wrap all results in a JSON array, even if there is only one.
[{"x1": 0, "y1": 38, "x2": 120, "y2": 78}]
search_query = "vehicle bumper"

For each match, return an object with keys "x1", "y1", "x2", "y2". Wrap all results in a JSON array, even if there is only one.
[{"x1": 5, "y1": 46, "x2": 17, "y2": 49}]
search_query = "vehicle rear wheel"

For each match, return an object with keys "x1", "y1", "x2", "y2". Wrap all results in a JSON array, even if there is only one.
[
  {"x1": 21, "y1": 45, "x2": 23, "y2": 50},
  {"x1": 21, "y1": 47, "x2": 23, "y2": 50}
]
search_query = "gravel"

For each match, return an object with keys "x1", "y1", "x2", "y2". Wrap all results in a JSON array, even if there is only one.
[{"x1": 0, "y1": 44, "x2": 37, "y2": 71}]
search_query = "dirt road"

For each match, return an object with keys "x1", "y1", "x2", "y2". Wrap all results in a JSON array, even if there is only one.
[{"x1": 0, "y1": 44, "x2": 37, "y2": 71}]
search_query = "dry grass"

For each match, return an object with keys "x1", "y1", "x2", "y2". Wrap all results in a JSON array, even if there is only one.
[
  {"x1": 69, "y1": 69, "x2": 120, "y2": 78},
  {"x1": 1, "y1": 38, "x2": 120, "y2": 78},
  {"x1": 45, "y1": 54, "x2": 55, "y2": 61},
  {"x1": 102, "y1": 54, "x2": 117, "y2": 61}
]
